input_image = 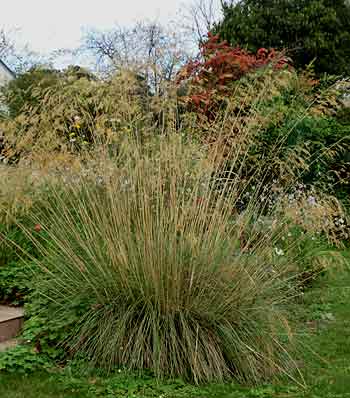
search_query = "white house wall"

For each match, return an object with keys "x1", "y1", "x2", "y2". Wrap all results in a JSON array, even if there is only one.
[{"x1": 0, "y1": 63, "x2": 14, "y2": 87}]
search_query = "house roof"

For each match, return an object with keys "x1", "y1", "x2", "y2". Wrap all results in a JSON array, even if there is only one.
[{"x1": 0, "y1": 59, "x2": 15, "y2": 78}]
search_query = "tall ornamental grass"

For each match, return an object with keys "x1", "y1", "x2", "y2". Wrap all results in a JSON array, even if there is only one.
[{"x1": 23, "y1": 134, "x2": 303, "y2": 385}]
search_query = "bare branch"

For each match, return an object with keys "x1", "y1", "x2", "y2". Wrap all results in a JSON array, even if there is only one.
[
  {"x1": 180, "y1": 0, "x2": 223, "y2": 47},
  {"x1": 81, "y1": 21, "x2": 191, "y2": 93},
  {"x1": 0, "y1": 28, "x2": 45, "y2": 73}
]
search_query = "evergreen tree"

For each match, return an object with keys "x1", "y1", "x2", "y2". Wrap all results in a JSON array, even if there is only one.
[{"x1": 215, "y1": 0, "x2": 350, "y2": 75}]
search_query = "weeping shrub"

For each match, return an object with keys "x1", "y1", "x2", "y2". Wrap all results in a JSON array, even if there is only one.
[{"x1": 0, "y1": 68, "x2": 151, "y2": 162}]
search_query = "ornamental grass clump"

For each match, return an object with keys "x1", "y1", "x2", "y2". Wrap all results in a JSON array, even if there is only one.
[{"x1": 23, "y1": 134, "x2": 302, "y2": 385}]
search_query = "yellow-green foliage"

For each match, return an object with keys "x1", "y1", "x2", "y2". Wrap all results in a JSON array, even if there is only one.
[{"x1": 1, "y1": 69, "x2": 152, "y2": 160}]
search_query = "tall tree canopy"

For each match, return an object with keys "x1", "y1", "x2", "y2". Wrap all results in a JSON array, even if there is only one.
[{"x1": 215, "y1": 0, "x2": 350, "y2": 75}]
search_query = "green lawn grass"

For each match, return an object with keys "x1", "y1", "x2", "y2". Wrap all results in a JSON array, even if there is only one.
[
  {"x1": 0, "y1": 373, "x2": 86, "y2": 398},
  {"x1": 0, "y1": 265, "x2": 349, "y2": 398}
]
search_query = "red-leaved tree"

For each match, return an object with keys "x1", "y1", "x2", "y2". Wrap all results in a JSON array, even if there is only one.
[{"x1": 177, "y1": 33, "x2": 291, "y2": 119}]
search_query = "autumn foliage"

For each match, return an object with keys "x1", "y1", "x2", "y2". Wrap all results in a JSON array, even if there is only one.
[{"x1": 177, "y1": 33, "x2": 291, "y2": 118}]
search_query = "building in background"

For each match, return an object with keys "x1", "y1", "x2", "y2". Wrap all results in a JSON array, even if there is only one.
[
  {"x1": 0, "y1": 60, "x2": 15, "y2": 159},
  {"x1": 0, "y1": 59, "x2": 15, "y2": 87}
]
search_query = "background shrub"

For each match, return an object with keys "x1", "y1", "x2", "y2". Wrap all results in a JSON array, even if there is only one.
[{"x1": 0, "y1": 69, "x2": 152, "y2": 162}]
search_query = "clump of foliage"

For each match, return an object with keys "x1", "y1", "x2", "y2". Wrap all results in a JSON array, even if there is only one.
[
  {"x1": 215, "y1": 0, "x2": 350, "y2": 76},
  {"x1": 178, "y1": 37, "x2": 350, "y2": 211},
  {"x1": 282, "y1": 116, "x2": 350, "y2": 203},
  {"x1": 0, "y1": 345, "x2": 53, "y2": 374},
  {"x1": 0, "y1": 67, "x2": 60, "y2": 118},
  {"x1": 0, "y1": 68, "x2": 151, "y2": 162},
  {"x1": 15, "y1": 135, "x2": 304, "y2": 385},
  {"x1": 177, "y1": 33, "x2": 290, "y2": 119},
  {"x1": 176, "y1": 34, "x2": 308, "y2": 197},
  {"x1": 0, "y1": 224, "x2": 37, "y2": 305},
  {"x1": 0, "y1": 164, "x2": 58, "y2": 304}
]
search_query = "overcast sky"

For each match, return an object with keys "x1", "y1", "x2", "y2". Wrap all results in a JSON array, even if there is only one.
[{"x1": 0, "y1": 0, "x2": 193, "y2": 54}]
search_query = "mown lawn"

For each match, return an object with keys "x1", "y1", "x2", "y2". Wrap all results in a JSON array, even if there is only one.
[
  {"x1": 0, "y1": 263, "x2": 349, "y2": 398},
  {"x1": 0, "y1": 373, "x2": 86, "y2": 398}
]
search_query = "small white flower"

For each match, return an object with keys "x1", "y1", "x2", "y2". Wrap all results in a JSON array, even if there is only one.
[{"x1": 274, "y1": 247, "x2": 284, "y2": 256}]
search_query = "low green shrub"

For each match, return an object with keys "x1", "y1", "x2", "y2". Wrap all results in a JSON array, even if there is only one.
[
  {"x1": 0, "y1": 258, "x2": 34, "y2": 305},
  {"x1": 0, "y1": 223, "x2": 39, "y2": 305},
  {"x1": 0, "y1": 344, "x2": 53, "y2": 374},
  {"x1": 274, "y1": 116, "x2": 350, "y2": 203},
  {"x1": 0, "y1": 210, "x2": 52, "y2": 305}
]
